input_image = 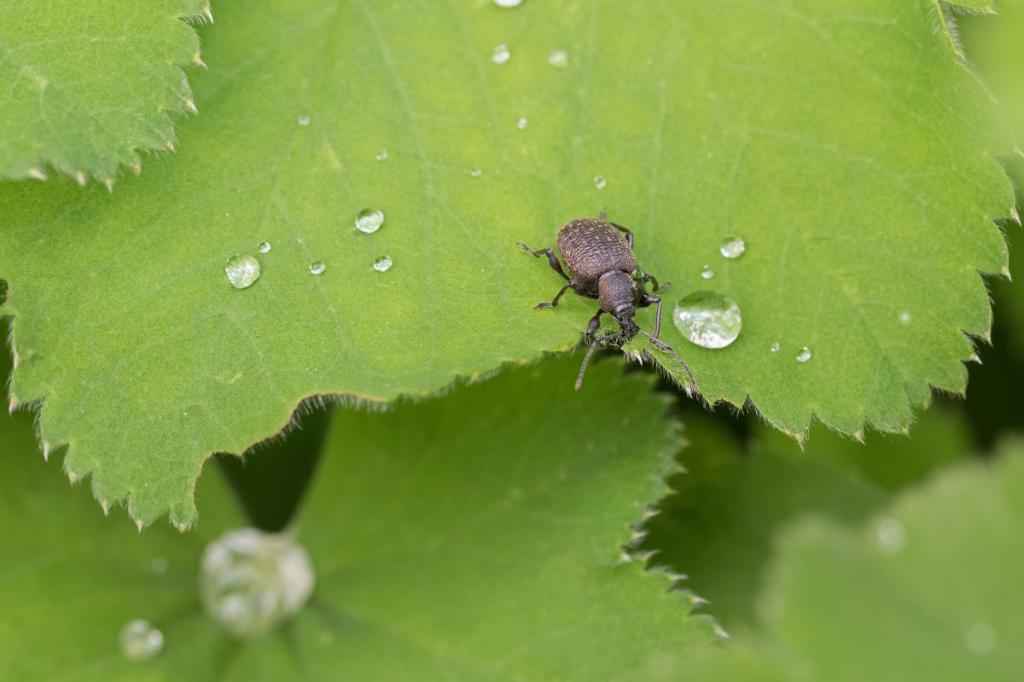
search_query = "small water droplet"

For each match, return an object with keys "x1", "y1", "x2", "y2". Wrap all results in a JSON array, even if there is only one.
[
  {"x1": 672, "y1": 291, "x2": 742, "y2": 349},
  {"x1": 200, "y1": 528, "x2": 316, "y2": 638},
  {"x1": 719, "y1": 236, "x2": 746, "y2": 259},
  {"x1": 258, "y1": 242, "x2": 272, "y2": 254},
  {"x1": 701, "y1": 265, "x2": 715, "y2": 280},
  {"x1": 296, "y1": 114, "x2": 311, "y2": 127},
  {"x1": 493, "y1": 0, "x2": 523, "y2": 6},
  {"x1": 375, "y1": 149, "x2": 389, "y2": 161},
  {"x1": 225, "y1": 255, "x2": 261, "y2": 289},
  {"x1": 119, "y1": 619, "x2": 164, "y2": 661},
  {"x1": 548, "y1": 49, "x2": 569, "y2": 69},
  {"x1": 899, "y1": 310, "x2": 911, "y2": 325},
  {"x1": 355, "y1": 208, "x2": 385, "y2": 234},
  {"x1": 308, "y1": 261, "x2": 326, "y2": 276},
  {"x1": 770, "y1": 342, "x2": 781, "y2": 353},
  {"x1": 795, "y1": 346, "x2": 812, "y2": 363},
  {"x1": 593, "y1": 175, "x2": 606, "y2": 190},
  {"x1": 875, "y1": 517, "x2": 905, "y2": 554},
  {"x1": 491, "y1": 44, "x2": 511, "y2": 65},
  {"x1": 149, "y1": 557, "x2": 169, "y2": 575},
  {"x1": 516, "y1": 116, "x2": 528, "y2": 130},
  {"x1": 965, "y1": 622, "x2": 997, "y2": 655},
  {"x1": 372, "y1": 255, "x2": 393, "y2": 272},
  {"x1": 470, "y1": 168, "x2": 483, "y2": 177}
]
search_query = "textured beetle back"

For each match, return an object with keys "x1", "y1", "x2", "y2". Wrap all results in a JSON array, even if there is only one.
[{"x1": 556, "y1": 219, "x2": 637, "y2": 285}]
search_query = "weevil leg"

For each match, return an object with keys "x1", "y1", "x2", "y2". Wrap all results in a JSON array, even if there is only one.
[
  {"x1": 536, "y1": 283, "x2": 574, "y2": 309},
  {"x1": 583, "y1": 308, "x2": 604, "y2": 342},
  {"x1": 517, "y1": 241, "x2": 569, "y2": 281},
  {"x1": 608, "y1": 222, "x2": 634, "y2": 249},
  {"x1": 642, "y1": 294, "x2": 663, "y2": 339}
]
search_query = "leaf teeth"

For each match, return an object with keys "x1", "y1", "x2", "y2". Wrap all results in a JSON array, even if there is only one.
[
  {"x1": 74, "y1": 170, "x2": 86, "y2": 186},
  {"x1": 165, "y1": 140, "x2": 176, "y2": 153},
  {"x1": 7, "y1": 397, "x2": 19, "y2": 415},
  {"x1": 192, "y1": 52, "x2": 207, "y2": 69},
  {"x1": 67, "y1": 470, "x2": 80, "y2": 485},
  {"x1": 184, "y1": 98, "x2": 198, "y2": 115},
  {"x1": 100, "y1": 500, "x2": 111, "y2": 516},
  {"x1": 713, "y1": 623, "x2": 731, "y2": 639},
  {"x1": 1011, "y1": 207, "x2": 1021, "y2": 225},
  {"x1": 26, "y1": 167, "x2": 47, "y2": 181},
  {"x1": 135, "y1": 518, "x2": 145, "y2": 532},
  {"x1": 103, "y1": 177, "x2": 114, "y2": 192},
  {"x1": 130, "y1": 161, "x2": 142, "y2": 176},
  {"x1": 852, "y1": 430, "x2": 865, "y2": 444},
  {"x1": 41, "y1": 440, "x2": 52, "y2": 462},
  {"x1": 202, "y1": 3, "x2": 214, "y2": 23}
]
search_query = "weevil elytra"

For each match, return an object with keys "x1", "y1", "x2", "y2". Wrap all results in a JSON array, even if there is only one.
[{"x1": 518, "y1": 218, "x2": 698, "y2": 391}]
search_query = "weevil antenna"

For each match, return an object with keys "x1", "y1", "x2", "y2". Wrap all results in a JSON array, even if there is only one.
[
  {"x1": 575, "y1": 343, "x2": 601, "y2": 391},
  {"x1": 640, "y1": 330, "x2": 699, "y2": 395}
]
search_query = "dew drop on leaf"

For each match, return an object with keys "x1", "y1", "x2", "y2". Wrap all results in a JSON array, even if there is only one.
[
  {"x1": 373, "y1": 255, "x2": 393, "y2": 272},
  {"x1": 491, "y1": 44, "x2": 511, "y2": 65},
  {"x1": 701, "y1": 265, "x2": 715, "y2": 280},
  {"x1": 672, "y1": 291, "x2": 742, "y2": 349},
  {"x1": 875, "y1": 517, "x2": 905, "y2": 554},
  {"x1": 516, "y1": 116, "x2": 528, "y2": 130},
  {"x1": 119, "y1": 619, "x2": 164, "y2": 661},
  {"x1": 548, "y1": 49, "x2": 569, "y2": 69},
  {"x1": 258, "y1": 242, "x2": 272, "y2": 254},
  {"x1": 225, "y1": 255, "x2": 261, "y2": 289},
  {"x1": 355, "y1": 208, "x2": 385, "y2": 234},
  {"x1": 719, "y1": 235, "x2": 746, "y2": 259},
  {"x1": 296, "y1": 114, "x2": 311, "y2": 127},
  {"x1": 770, "y1": 342, "x2": 781, "y2": 353},
  {"x1": 899, "y1": 310, "x2": 911, "y2": 325},
  {"x1": 309, "y1": 261, "x2": 326, "y2": 276},
  {"x1": 795, "y1": 346, "x2": 812, "y2": 363},
  {"x1": 375, "y1": 149, "x2": 389, "y2": 161},
  {"x1": 199, "y1": 528, "x2": 315, "y2": 639},
  {"x1": 593, "y1": 175, "x2": 606, "y2": 189},
  {"x1": 470, "y1": 168, "x2": 483, "y2": 177},
  {"x1": 493, "y1": 0, "x2": 523, "y2": 6}
]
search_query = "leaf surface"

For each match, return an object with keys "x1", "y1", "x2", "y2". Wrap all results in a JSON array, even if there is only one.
[
  {"x1": 0, "y1": 0, "x2": 208, "y2": 183},
  {"x1": 0, "y1": 0, "x2": 1012, "y2": 523}
]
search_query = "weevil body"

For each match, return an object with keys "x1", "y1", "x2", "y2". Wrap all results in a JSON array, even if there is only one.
[{"x1": 519, "y1": 218, "x2": 697, "y2": 391}]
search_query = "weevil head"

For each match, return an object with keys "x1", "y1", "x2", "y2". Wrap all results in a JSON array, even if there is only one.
[{"x1": 598, "y1": 271, "x2": 642, "y2": 340}]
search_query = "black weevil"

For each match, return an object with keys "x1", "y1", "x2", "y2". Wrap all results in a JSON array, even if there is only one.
[{"x1": 519, "y1": 218, "x2": 698, "y2": 391}]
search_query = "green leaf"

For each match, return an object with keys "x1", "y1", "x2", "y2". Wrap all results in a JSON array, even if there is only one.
[
  {"x1": 0, "y1": 0, "x2": 209, "y2": 184},
  {"x1": 0, "y1": 356, "x2": 714, "y2": 680},
  {"x1": 0, "y1": 0, "x2": 1012, "y2": 524},
  {"x1": 689, "y1": 442, "x2": 1024, "y2": 681}
]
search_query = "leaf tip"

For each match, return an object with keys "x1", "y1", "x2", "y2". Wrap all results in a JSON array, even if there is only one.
[
  {"x1": 74, "y1": 170, "x2": 86, "y2": 187},
  {"x1": 26, "y1": 167, "x2": 47, "y2": 182},
  {"x1": 184, "y1": 98, "x2": 198, "y2": 115}
]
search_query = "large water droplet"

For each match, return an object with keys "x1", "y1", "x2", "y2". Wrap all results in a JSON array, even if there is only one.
[
  {"x1": 119, "y1": 619, "x2": 164, "y2": 661},
  {"x1": 672, "y1": 291, "x2": 742, "y2": 349},
  {"x1": 309, "y1": 261, "x2": 326, "y2": 276},
  {"x1": 225, "y1": 255, "x2": 261, "y2": 289},
  {"x1": 516, "y1": 116, "x2": 528, "y2": 130},
  {"x1": 593, "y1": 175, "x2": 606, "y2": 190},
  {"x1": 296, "y1": 114, "x2": 311, "y2": 127},
  {"x1": 548, "y1": 49, "x2": 569, "y2": 69},
  {"x1": 355, "y1": 208, "x2": 385, "y2": 234},
  {"x1": 199, "y1": 528, "x2": 315, "y2": 639},
  {"x1": 701, "y1": 265, "x2": 715, "y2": 280},
  {"x1": 493, "y1": 0, "x2": 523, "y2": 6},
  {"x1": 491, "y1": 44, "x2": 511, "y2": 65},
  {"x1": 719, "y1": 236, "x2": 746, "y2": 259},
  {"x1": 795, "y1": 346, "x2": 812, "y2": 363},
  {"x1": 258, "y1": 242, "x2": 272, "y2": 254},
  {"x1": 875, "y1": 517, "x2": 905, "y2": 554},
  {"x1": 373, "y1": 255, "x2": 393, "y2": 272}
]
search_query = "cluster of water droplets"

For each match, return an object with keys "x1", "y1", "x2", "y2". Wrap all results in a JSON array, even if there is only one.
[
  {"x1": 119, "y1": 619, "x2": 164, "y2": 661},
  {"x1": 199, "y1": 528, "x2": 316, "y2": 638}
]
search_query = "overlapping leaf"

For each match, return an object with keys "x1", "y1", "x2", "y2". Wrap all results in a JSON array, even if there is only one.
[
  {"x1": 0, "y1": 0, "x2": 209, "y2": 183},
  {"x1": 0, "y1": 0, "x2": 1013, "y2": 524},
  {"x1": 0, "y1": 356, "x2": 714, "y2": 680}
]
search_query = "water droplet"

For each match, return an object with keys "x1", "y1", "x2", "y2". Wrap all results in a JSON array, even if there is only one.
[
  {"x1": 372, "y1": 255, "x2": 393, "y2": 272},
  {"x1": 719, "y1": 236, "x2": 746, "y2": 259},
  {"x1": 119, "y1": 619, "x2": 164, "y2": 661},
  {"x1": 355, "y1": 208, "x2": 385, "y2": 234},
  {"x1": 548, "y1": 49, "x2": 569, "y2": 69},
  {"x1": 899, "y1": 310, "x2": 911, "y2": 325},
  {"x1": 593, "y1": 175, "x2": 606, "y2": 190},
  {"x1": 875, "y1": 517, "x2": 905, "y2": 554},
  {"x1": 149, "y1": 557, "x2": 169, "y2": 575},
  {"x1": 375, "y1": 149, "x2": 389, "y2": 161},
  {"x1": 470, "y1": 168, "x2": 483, "y2": 177},
  {"x1": 200, "y1": 528, "x2": 315, "y2": 638},
  {"x1": 296, "y1": 114, "x2": 311, "y2": 127},
  {"x1": 491, "y1": 44, "x2": 511, "y2": 65},
  {"x1": 225, "y1": 255, "x2": 261, "y2": 289},
  {"x1": 672, "y1": 291, "x2": 742, "y2": 349},
  {"x1": 516, "y1": 116, "x2": 528, "y2": 130},
  {"x1": 770, "y1": 342, "x2": 781, "y2": 353},
  {"x1": 701, "y1": 265, "x2": 715, "y2": 280},
  {"x1": 965, "y1": 622, "x2": 997, "y2": 655},
  {"x1": 795, "y1": 346, "x2": 812, "y2": 363},
  {"x1": 493, "y1": 0, "x2": 523, "y2": 6},
  {"x1": 258, "y1": 242, "x2": 272, "y2": 254},
  {"x1": 308, "y1": 261, "x2": 326, "y2": 276}
]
